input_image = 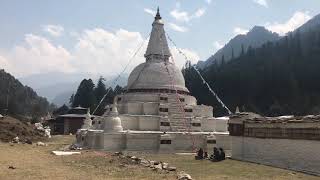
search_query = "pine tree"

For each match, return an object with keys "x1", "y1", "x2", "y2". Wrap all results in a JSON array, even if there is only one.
[
  {"x1": 231, "y1": 47, "x2": 234, "y2": 59},
  {"x1": 94, "y1": 77, "x2": 107, "y2": 102},
  {"x1": 72, "y1": 79, "x2": 96, "y2": 111},
  {"x1": 221, "y1": 55, "x2": 225, "y2": 66},
  {"x1": 69, "y1": 94, "x2": 74, "y2": 106},
  {"x1": 241, "y1": 44, "x2": 245, "y2": 56}
]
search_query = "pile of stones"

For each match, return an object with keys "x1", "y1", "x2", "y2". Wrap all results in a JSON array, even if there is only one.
[{"x1": 113, "y1": 152, "x2": 192, "y2": 180}]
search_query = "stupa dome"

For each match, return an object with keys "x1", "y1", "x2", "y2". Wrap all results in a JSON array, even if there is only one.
[
  {"x1": 127, "y1": 61, "x2": 189, "y2": 92},
  {"x1": 126, "y1": 8, "x2": 189, "y2": 93}
]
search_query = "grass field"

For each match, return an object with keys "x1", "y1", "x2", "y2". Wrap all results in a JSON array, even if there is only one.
[{"x1": 0, "y1": 135, "x2": 319, "y2": 180}]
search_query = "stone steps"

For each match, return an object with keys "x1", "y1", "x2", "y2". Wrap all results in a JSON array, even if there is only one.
[{"x1": 165, "y1": 95, "x2": 192, "y2": 131}]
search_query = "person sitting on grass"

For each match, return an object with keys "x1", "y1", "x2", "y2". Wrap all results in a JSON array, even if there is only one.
[
  {"x1": 204, "y1": 151, "x2": 208, "y2": 159},
  {"x1": 195, "y1": 148, "x2": 204, "y2": 160},
  {"x1": 219, "y1": 148, "x2": 226, "y2": 160},
  {"x1": 210, "y1": 147, "x2": 220, "y2": 161}
]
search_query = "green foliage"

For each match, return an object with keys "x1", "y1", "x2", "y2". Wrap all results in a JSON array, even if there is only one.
[
  {"x1": 185, "y1": 25, "x2": 320, "y2": 117},
  {"x1": 70, "y1": 77, "x2": 124, "y2": 115},
  {"x1": 72, "y1": 79, "x2": 97, "y2": 111},
  {"x1": 0, "y1": 69, "x2": 53, "y2": 118},
  {"x1": 52, "y1": 104, "x2": 70, "y2": 116}
]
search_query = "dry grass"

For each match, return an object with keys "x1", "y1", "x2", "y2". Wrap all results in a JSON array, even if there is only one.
[{"x1": 0, "y1": 135, "x2": 319, "y2": 180}]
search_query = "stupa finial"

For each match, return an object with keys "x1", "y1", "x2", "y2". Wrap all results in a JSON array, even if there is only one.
[{"x1": 155, "y1": 7, "x2": 161, "y2": 20}]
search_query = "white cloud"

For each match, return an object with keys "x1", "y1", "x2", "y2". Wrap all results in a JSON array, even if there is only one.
[
  {"x1": 170, "y1": 9, "x2": 190, "y2": 22},
  {"x1": 72, "y1": 28, "x2": 146, "y2": 75},
  {"x1": 170, "y1": 7, "x2": 206, "y2": 22},
  {"x1": 206, "y1": 0, "x2": 212, "y2": 4},
  {"x1": 253, "y1": 0, "x2": 268, "y2": 7},
  {"x1": 233, "y1": 27, "x2": 249, "y2": 35},
  {"x1": 266, "y1": 11, "x2": 311, "y2": 35},
  {"x1": 168, "y1": 23, "x2": 189, "y2": 32},
  {"x1": 194, "y1": 8, "x2": 206, "y2": 18},
  {"x1": 1, "y1": 27, "x2": 199, "y2": 77},
  {"x1": 42, "y1": 25, "x2": 64, "y2": 37},
  {"x1": 0, "y1": 55, "x2": 11, "y2": 71},
  {"x1": 213, "y1": 41, "x2": 224, "y2": 53},
  {"x1": 144, "y1": 8, "x2": 156, "y2": 17},
  {"x1": 171, "y1": 48, "x2": 200, "y2": 68},
  {"x1": 0, "y1": 34, "x2": 74, "y2": 77}
]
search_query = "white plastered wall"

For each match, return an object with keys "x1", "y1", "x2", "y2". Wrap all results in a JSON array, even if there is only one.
[
  {"x1": 126, "y1": 133, "x2": 160, "y2": 151},
  {"x1": 139, "y1": 116, "x2": 160, "y2": 130},
  {"x1": 231, "y1": 136, "x2": 320, "y2": 175}
]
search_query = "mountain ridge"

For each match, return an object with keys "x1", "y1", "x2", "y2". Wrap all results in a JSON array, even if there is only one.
[{"x1": 198, "y1": 26, "x2": 280, "y2": 69}]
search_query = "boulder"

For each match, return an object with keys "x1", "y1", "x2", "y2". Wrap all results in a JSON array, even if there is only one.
[
  {"x1": 177, "y1": 171, "x2": 192, "y2": 180},
  {"x1": 167, "y1": 166, "x2": 177, "y2": 171}
]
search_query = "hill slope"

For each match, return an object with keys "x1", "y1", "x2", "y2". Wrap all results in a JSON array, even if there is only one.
[
  {"x1": 0, "y1": 69, "x2": 52, "y2": 118},
  {"x1": 185, "y1": 15, "x2": 320, "y2": 116},
  {"x1": 198, "y1": 26, "x2": 280, "y2": 68}
]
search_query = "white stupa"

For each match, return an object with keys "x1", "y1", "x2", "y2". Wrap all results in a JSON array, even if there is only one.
[{"x1": 76, "y1": 8, "x2": 230, "y2": 152}]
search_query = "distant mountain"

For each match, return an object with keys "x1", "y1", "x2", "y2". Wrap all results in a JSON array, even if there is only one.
[
  {"x1": 185, "y1": 13, "x2": 320, "y2": 117},
  {"x1": 19, "y1": 72, "x2": 128, "y2": 106},
  {"x1": 296, "y1": 13, "x2": 320, "y2": 33},
  {"x1": 198, "y1": 26, "x2": 280, "y2": 68},
  {"x1": 51, "y1": 90, "x2": 74, "y2": 107},
  {"x1": 0, "y1": 69, "x2": 52, "y2": 117}
]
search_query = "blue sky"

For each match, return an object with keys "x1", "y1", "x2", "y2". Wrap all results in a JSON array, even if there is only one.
[{"x1": 1, "y1": 0, "x2": 320, "y2": 78}]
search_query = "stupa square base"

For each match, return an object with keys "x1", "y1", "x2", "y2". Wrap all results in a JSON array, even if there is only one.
[{"x1": 77, "y1": 129, "x2": 230, "y2": 153}]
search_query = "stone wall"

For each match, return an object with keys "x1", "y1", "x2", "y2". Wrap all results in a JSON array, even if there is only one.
[{"x1": 231, "y1": 136, "x2": 320, "y2": 175}]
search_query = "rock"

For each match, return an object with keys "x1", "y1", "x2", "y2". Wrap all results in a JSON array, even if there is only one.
[
  {"x1": 153, "y1": 161, "x2": 160, "y2": 165},
  {"x1": 177, "y1": 171, "x2": 192, "y2": 180},
  {"x1": 167, "y1": 166, "x2": 177, "y2": 171},
  {"x1": 34, "y1": 123, "x2": 44, "y2": 131},
  {"x1": 36, "y1": 142, "x2": 47, "y2": 146},
  {"x1": 140, "y1": 159, "x2": 151, "y2": 167},
  {"x1": 154, "y1": 163, "x2": 162, "y2": 170},
  {"x1": 8, "y1": 166, "x2": 16, "y2": 169},
  {"x1": 25, "y1": 139, "x2": 32, "y2": 145},
  {"x1": 119, "y1": 163, "x2": 127, "y2": 168},
  {"x1": 161, "y1": 162, "x2": 169, "y2": 169},
  {"x1": 44, "y1": 128, "x2": 51, "y2": 138},
  {"x1": 114, "y1": 152, "x2": 123, "y2": 156},
  {"x1": 130, "y1": 156, "x2": 137, "y2": 160},
  {"x1": 12, "y1": 136, "x2": 19, "y2": 143},
  {"x1": 69, "y1": 144, "x2": 82, "y2": 150}
]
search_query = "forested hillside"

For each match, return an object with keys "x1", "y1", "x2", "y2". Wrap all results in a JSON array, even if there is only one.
[
  {"x1": 0, "y1": 69, "x2": 53, "y2": 119},
  {"x1": 185, "y1": 23, "x2": 320, "y2": 117},
  {"x1": 198, "y1": 26, "x2": 280, "y2": 68}
]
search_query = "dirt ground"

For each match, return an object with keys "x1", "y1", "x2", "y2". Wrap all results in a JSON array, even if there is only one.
[
  {"x1": 0, "y1": 135, "x2": 319, "y2": 180},
  {"x1": 0, "y1": 116, "x2": 45, "y2": 142}
]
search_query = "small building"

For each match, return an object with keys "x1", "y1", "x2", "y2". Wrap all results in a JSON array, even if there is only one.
[{"x1": 48, "y1": 106, "x2": 96, "y2": 134}]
